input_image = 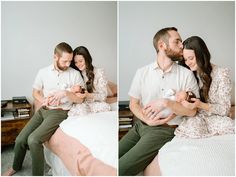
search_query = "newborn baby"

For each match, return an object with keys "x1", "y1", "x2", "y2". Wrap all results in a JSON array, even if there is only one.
[{"x1": 153, "y1": 89, "x2": 196, "y2": 119}]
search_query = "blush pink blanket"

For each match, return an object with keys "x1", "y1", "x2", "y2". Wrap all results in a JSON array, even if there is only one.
[{"x1": 44, "y1": 128, "x2": 117, "y2": 176}]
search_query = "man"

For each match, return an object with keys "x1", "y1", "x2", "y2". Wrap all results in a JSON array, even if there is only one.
[
  {"x1": 3, "y1": 42, "x2": 84, "y2": 176},
  {"x1": 119, "y1": 27, "x2": 199, "y2": 175}
]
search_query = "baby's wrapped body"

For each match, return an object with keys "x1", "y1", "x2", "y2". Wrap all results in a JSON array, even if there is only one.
[{"x1": 154, "y1": 89, "x2": 195, "y2": 118}]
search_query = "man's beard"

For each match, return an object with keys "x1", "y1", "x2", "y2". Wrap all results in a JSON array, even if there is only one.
[
  {"x1": 165, "y1": 47, "x2": 183, "y2": 62},
  {"x1": 56, "y1": 61, "x2": 68, "y2": 71}
]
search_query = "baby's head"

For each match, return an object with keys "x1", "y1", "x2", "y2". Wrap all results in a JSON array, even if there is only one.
[
  {"x1": 175, "y1": 90, "x2": 196, "y2": 103},
  {"x1": 70, "y1": 85, "x2": 81, "y2": 93}
]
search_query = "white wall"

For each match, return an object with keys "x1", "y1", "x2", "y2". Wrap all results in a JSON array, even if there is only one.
[
  {"x1": 2, "y1": 1, "x2": 117, "y2": 102},
  {"x1": 119, "y1": 1, "x2": 235, "y2": 101}
]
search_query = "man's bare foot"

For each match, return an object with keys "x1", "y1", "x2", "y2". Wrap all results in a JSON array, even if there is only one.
[{"x1": 1, "y1": 168, "x2": 16, "y2": 176}]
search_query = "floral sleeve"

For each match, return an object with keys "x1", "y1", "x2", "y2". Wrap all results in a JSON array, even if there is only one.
[
  {"x1": 208, "y1": 68, "x2": 232, "y2": 116},
  {"x1": 89, "y1": 68, "x2": 108, "y2": 102}
]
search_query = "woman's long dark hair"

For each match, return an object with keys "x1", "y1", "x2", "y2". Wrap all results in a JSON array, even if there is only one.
[
  {"x1": 70, "y1": 46, "x2": 95, "y2": 93},
  {"x1": 180, "y1": 36, "x2": 212, "y2": 102}
]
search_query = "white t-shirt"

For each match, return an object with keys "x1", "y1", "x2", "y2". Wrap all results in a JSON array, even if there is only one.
[
  {"x1": 128, "y1": 61, "x2": 199, "y2": 125},
  {"x1": 33, "y1": 64, "x2": 84, "y2": 110}
]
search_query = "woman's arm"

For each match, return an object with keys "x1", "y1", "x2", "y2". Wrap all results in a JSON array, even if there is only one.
[
  {"x1": 86, "y1": 68, "x2": 108, "y2": 101},
  {"x1": 182, "y1": 68, "x2": 232, "y2": 116},
  {"x1": 65, "y1": 91, "x2": 84, "y2": 104},
  {"x1": 207, "y1": 68, "x2": 232, "y2": 116}
]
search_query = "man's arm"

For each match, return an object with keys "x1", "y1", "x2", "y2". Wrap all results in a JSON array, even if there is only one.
[
  {"x1": 129, "y1": 97, "x2": 145, "y2": 121},
  {"x1": 32, "y1": 88, "x2": 44, "y2": 104},
  {"x1": 144, "y1": 98, "x2": 197, "y2": 121},
  {"x1": 130, "y1": 97, "x2": 177, "y2": 126}
]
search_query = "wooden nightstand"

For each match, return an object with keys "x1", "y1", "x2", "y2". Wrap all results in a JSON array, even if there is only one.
[
  {"x1": 119, "y1": 109, "x2": 134, "y2": 139},
  {"x1": 1, "y1": 100, "x2": 32, "y2": 146}
]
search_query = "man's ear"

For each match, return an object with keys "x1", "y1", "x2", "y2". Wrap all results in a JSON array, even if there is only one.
[
  {"x1": 54, "y1": 54, "x2": 59, "y2": 61},
  {"x1": 158, "y1": 40, "x2": 167, "y2": 51}
]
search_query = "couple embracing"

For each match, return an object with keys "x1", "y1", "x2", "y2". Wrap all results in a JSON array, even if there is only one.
[
  {"x1": 3, "y1": 43, "x2": 110, "y2": 176},
  {"x1": 119, "y1": 27, "x2": 234, "y2": 175}
]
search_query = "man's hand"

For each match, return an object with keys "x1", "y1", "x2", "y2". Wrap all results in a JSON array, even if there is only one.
[
  {"x1": 143, "y1": 113, "x2": 176, "y2": 126},
  {"x1": 42, "y1": 97, "x2": 50, "y2": 106},
  {"x1": 143, "y1": 98, "x2": 169, "y2": 119},
  {"x1": 46, "y1": 90, "x2": 66, "y2": 106}
]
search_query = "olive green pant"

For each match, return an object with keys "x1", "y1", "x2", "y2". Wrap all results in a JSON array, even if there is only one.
[
  {"x1": 119, "y1": 120, "x2": 175, "y2": 176},
  {"x1": 12, "y1": 107, "x2": 68, "y2": 176}
]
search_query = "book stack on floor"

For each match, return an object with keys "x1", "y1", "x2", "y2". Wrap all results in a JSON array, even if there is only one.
[{"x1": 119, "y1": 101, "x2": 134, "y2": 139}]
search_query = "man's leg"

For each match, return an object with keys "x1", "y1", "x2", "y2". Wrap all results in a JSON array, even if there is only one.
[
  {"x1": 12, "y1": 109, "x2": 44, "y2": 172},
  {"x1": 119, "y1": 123, "x2": 175, "y2": 176},
  {"x1": 27, "y1": 109, "x2": 68, "y2": 176},
  {"x1": 119, "y1": 121, "x2": 141, "y2": 158}
]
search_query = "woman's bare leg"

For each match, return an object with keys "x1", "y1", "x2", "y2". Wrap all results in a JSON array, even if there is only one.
[
  {"x1": 144, "y1": 155, "x2": 161, "y2": 176},
  {"x1": 1, "y1": 167, "x2": 16, "y2": 176}
]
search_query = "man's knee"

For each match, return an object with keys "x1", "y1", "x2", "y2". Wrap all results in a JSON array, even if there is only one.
[{"x1": 27, "y1": 134, "x2": 41, "y2": 148}]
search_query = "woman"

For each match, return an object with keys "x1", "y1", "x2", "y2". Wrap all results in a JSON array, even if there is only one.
[
  {"x1": 144, "y1": 36, "x2": 234, "y2": 175},
  {"x1": 68, "y1": 46, "x2": 111, "y2": 116}
]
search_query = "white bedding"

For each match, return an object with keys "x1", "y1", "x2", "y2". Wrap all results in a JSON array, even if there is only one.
[
  {"x1": 159, "y1": 134, "x2": 235, "y2": 176},
  {"x1": 59, "y1": 110, "x2": 118, "y2": 169}
]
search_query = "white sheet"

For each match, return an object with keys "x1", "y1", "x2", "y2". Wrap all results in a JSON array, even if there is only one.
[
  {"x1": 159, "y1": 134, "x2": 235, "y2": 176},
  {"x1": 59, "y1": 110, "x2": 118, "y2": 169}
]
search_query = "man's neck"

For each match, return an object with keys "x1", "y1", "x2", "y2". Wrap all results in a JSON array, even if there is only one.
[
  {"x1": 53, "y1": 62, "x2": 62, "y2": 72},
  {"x1": 156, "y1": 54, "x2": 174, "y2": 72}
]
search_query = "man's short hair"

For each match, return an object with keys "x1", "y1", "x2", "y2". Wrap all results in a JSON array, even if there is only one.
[
  {"x1": 54, "y1": 42, "x2": 73, "y2": 57},
  {"x1": 153, "y1": 27, "x2": 178, "y2": 53}
]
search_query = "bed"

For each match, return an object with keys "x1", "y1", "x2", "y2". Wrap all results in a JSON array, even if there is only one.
[
  {"x1": 144, "y1": 100, "x2": 235, "y2": 176},
  {"x1": 44, "y1": 109, "x2": 117, "y2": 176},
  {"x1": 157, "y1": 86, "x2": 235, "y2": 176},
  {"x1": 158, "y1": 134, "x2": 235, "y2": 176},
  {"x1": 35, "y1": 82, "x2": 118, "y2": 176}
]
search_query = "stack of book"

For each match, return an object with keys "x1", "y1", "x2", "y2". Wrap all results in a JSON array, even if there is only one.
[
  {"x1": 119, "y1": 101, "x2": 134, "y2": 132},
  {"x1": 17, "y1": 108, "x2": 30, "y2": 118},
  {"x1": 119, "y1": 116, "x2": 133, "y2": 131}
]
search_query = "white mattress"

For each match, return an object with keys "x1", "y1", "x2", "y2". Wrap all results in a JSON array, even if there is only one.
[
  {"x1": 159, "y1": 134, "x2": 235, "y2": 176},
  {"x1": 44, "y1": 109, "x2": 118, "y2": 176},
  {"x1": 60, "y1": 110, "x2": 118, "y2": 168}
]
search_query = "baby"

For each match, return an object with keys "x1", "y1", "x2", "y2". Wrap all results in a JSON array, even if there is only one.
[
  {"x1": 43, "y1": 85, "x2": 85, "y2": 107},
  {"x1": 151, "y1": 89, "x2": 196, "y2": 119},
  {"x1": 60, "y1": 85, "x2": 85, "y2": 103}
]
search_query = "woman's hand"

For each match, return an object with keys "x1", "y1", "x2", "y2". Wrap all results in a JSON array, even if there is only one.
[{"x1": 181, "y1": 98, "x2": 201, "y2": 110}]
